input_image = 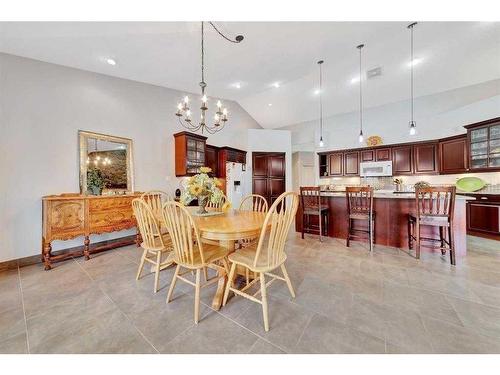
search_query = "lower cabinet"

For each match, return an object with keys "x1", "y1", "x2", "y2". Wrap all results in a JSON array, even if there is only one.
[{"x1": 467, "y1": 202, "x2": 500, "y2": 236}]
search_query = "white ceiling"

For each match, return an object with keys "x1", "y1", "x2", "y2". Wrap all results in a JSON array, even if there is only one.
[{"x1": 1, "y1": 22, "x2": 499, "y2": 128}]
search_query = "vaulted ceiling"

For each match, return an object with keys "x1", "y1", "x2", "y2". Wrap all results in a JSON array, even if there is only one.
[{"x1": 1, "y1": 22, "x2": 499, "y2": 128}]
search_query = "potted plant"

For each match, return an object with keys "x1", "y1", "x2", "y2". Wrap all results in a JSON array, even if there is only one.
[
  {"x1": 87, "y1": 167, "x2": 106, "y2": 195},
  {"x1": 393, "y1": 178, "x2": 403, "y2": 192},
  {"x1": 181, "y1": 167, "x2": 227, "y2": 214}
]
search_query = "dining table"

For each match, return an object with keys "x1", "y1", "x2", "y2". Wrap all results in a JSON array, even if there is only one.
[{"x1": 191, "y1": 209, "x2": 268, "y2": 310}]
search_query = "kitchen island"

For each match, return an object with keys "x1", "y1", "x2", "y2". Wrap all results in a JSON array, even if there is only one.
[{"x1": 296, "y1": 191, "x2": 474, "y2": 256}]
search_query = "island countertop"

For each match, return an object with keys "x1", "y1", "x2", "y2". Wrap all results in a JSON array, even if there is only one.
[{"x1": 296, "y1": 192, "x2": 469, "y2": 257}]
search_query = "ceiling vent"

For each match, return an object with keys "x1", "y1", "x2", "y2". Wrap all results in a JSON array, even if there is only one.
[{"x1": 367, "y1": 66, "x2": 382, "y2": 79}]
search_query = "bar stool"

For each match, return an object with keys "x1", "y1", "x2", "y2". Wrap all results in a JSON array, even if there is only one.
[
  {"x1": 300, "y1": 186, "x2": 329, "y2": 241},
  {"x1": 408, "y1": 186, "x2": 456, "y2": 265},
  {"x1": 346, "y1": 186, "x2": 375, "y2": 252}
]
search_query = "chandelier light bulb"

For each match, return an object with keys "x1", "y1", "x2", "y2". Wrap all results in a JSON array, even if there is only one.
[
  {"x1": 184, "y1": 96, "x2": 189, "y2": 104},
  {"x1": 202, "y1": 95, "x2": 208, "y2": 103},
  {"x1": 214, "y1": 114, "x2": 220, "y2": 121},
  {"x1": 217, "y1": 100, "x2": 222, "y2": 108},
  {"x1": 222, "y1": 108, "x2": 228, "y2": 116},
  {"x1": 177, "y1": 103, "x2": 183, "y2": 111},
  {"x1": 186, "y1": 110, "x2": 191, "y2": 117}
]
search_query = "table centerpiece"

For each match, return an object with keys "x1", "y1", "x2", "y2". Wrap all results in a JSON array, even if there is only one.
[{"x1": 181, "y1": 167, "x2": 228, "y2": 215}]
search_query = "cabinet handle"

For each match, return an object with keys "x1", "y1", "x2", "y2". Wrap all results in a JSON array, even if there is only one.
[{"x1": 480, "y1": 197, "x2": 488, "y2": 200}]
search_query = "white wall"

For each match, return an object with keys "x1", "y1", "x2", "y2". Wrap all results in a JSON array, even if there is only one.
[
  {"x1": 0, "y1": 53, "x2": 261, "y2": 262},
  {"x1": 246, "y1": 129, "x2": 292, "y2": 197},
  {"x1": 283, "y1": 79, "x2": 500, "y2": 185}
]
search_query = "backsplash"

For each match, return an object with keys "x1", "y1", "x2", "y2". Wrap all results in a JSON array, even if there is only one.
[{"x1": 321, "y1": 171, "x2": 500, "y2": 191}]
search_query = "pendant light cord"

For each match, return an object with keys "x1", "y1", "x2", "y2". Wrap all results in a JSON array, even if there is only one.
[
  {"x1": 319, "y1": 61, "x2": 323, "y2": 139},
  {"x1": 357, "y1": 44, "x2": 364, "y2": 136},
  {"x1": 201, "y1": 21, "x2": 205, "y2": 84},
  {"x1": 410, "y1": 23, "x2": 414, "y2": 123}
]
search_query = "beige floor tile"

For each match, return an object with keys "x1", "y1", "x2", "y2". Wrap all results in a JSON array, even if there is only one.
[
  {"x1": 161, "y1": 310, "x2": 259, "y2": 354},
  {"x1": 248, "y1": 338, "x2": 286, "y2": 354},
  {"x1": 294, "y1": 313, "x2": 385, "y2": 353},
  {"x1": 0, "y1": 331, "x2": 28, "y2": 354}
]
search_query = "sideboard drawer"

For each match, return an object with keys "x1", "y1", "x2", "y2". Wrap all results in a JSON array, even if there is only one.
[
  {"x1": 89, "y1": 196, "x2": 135, "y2": 212},
  {"x1": 89, "y1": 209, "x2": 136, "y2": 233}
]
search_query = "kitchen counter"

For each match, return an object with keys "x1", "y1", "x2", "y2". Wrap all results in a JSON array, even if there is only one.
[
  {"x1": 319, "y1": 190, "x2": 474, "y2": 200},
  {"x1": 296, "y1": 192, "x2": 469, "y2": 257}
]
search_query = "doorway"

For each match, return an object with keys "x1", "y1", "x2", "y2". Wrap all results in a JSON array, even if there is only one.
[{"x1": 252, "y1": 152, "x2": 286, "y2": 205}]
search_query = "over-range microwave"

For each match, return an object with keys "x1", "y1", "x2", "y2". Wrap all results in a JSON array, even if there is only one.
[{"x1": 359, "y1": 161, "x2": 393, "y2": 177}]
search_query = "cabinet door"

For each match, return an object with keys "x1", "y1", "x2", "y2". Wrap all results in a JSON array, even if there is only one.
[
  {"x1": 361, "y1": 150, "x2": 374, "y2": 162},
  {"x1": 253, "y1": 154, "x2": 268, "y2": 177},
  {"x1": 439, "y1": 136, "x2": 468, "y2": 174},
  {"x1": 392, "y1": 146, "x2": 413, "y2": 175},
  {"x1": 344, "y1": 151, "x2": 359, "y2": 176},
  {"x1": 269, "y1": 154, "x2": 285, "y2": 177},
  {"x1": 467, "y1": 203, "x2": 500, "y2": 234},
  {"x1": 414, "y1": 143, "x2": 439, "y2": 174},
  {"x1": 328, "y1": 153, "x2": 343, "y2": 176},
  {"x1": 205, "y1": 146, "x2": 218, "y2": 176},
  {"x1": 375, "y1": 148, "x2": 392, "y2": 161}
]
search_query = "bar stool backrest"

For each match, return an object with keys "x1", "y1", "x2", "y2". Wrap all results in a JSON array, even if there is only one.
[
  {"x1": 346, "y1": 186, "x2": 374, "y2": 215},
  {"x1": 415, "y1": 186, "x2": 456, "y2": 220},
  {"x1": 300, "y1": 186, "x2": 322, "y2": 213}
]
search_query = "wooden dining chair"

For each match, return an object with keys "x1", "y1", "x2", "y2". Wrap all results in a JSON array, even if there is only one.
[
  {"x1": 239, "y1": 194, "x2": 269, "y2": 213},
  {"x1": 223, "y1": 191, "x2": 299, "y2": 332},
  {"x1": 238, "y1": 194, "x2": 269, "y2": 283},
  {"x1": 346, "y1": 186, "x2": 376, "y2": 252},
  {"x1": 206, "y1": 194, "x2": 227, "y2": 211},
  {"x1": 408, "y1": 186, "x2": 457, "y2": 265},
  {"x1": 132, "y1": 198, "x2": 174, "y2": 293},
  {"x1": 300, "y1": 186, "x2": 329, "y2": 241},
  {"x1": 141, "y1": 190, "x2": 172, "y2": 224},
  {"x1": 162, "y1": 201, "x2": 231, "y2": 324}
]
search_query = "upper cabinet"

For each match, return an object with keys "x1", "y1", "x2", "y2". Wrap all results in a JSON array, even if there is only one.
[
  {"x1": 375, "y1": 148, "x2": 392, "y2": 161},
  {"x1": 205, "y1": 144, "x2": 219, "y2": 177},
  {"x1": 413, "y1": 142, "x2": 439, "y2": 175},
  {"x1": 439, "y1": 135, "x2": 469, "y2": 174},
  {"x1": 174, "y1": 131, "x2": 207, "y2": 177},
  {"x1": 217, "y1": 146, "x2": 247, "y2": 179},
  {"x1": 328, "y1": 153, "x2": 343, "y2": 176},
  {"x1": 392, "y1": 145, "x2": 413, "y2": 175},
  {"x1": 344, "y1": 151, "x2": 360, "y2": 176},
  {"x1": 465, "y1": 117, "x2": 500, "y2": 171}
]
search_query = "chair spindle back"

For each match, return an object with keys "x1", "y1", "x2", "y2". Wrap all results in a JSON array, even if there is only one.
[
  {"x1": 239, "y1": 194, "x2": 268, "y2": 213},
  {"x1": 415, "y1": 186, "x2": 456, "y2": 219},
  {"x1": 132, "y1": 198, "x2": 164, "y2": 251},
  {"x1": 346, "y1": 186, "x2": 374, "y2": 215}
]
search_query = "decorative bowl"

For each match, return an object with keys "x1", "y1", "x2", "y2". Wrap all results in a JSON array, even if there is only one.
[
  {"x1": 456, "y1": 177, "x2": 486, "y2": 192},
  {"x1": 366, "y1": 135, "x2": 383, "y2": 147}
]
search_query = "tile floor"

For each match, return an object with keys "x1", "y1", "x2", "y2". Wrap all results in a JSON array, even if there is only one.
[{"x1": 1, "y1": 234, "x2": 500, "y2": 354}]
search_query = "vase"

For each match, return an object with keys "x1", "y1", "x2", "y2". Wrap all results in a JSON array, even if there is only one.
[{"x1": 197, "y1": 194, "x2": 209, "y2": 215}]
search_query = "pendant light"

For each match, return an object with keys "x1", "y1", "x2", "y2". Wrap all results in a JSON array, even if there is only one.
[
  {"x1": 357, "y1": 44, "x2": 365, "y2": 143},
  {"x1": 318, "y1": 60, "x2": 325, "y2": 147},
  {"x1": 408, "y1": 22, "x2": 418, "y2": 136}
]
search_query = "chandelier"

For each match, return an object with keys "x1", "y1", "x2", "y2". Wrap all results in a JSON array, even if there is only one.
[
  {"x1": 86, "y1": 139, "x2": 111, "y2": 166},
  {"x1": 175, "y1": 22, "x2": 244, "y2": 134}
]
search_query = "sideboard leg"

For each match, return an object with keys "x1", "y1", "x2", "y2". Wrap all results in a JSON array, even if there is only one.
[
  {"x1": 84, "y1": 236, "x2": 90, "y2": 260},
  {"x1": 43, "y1": 242, "x2": 52, "y2": 271}
]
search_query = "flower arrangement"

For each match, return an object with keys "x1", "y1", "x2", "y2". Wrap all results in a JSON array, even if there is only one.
[
  {"x1": 87, "y1": 167, "x2": 106, "y2": 195},
  {"x1": 181, "y1": 167, "x2": 226, "y2": 214}
]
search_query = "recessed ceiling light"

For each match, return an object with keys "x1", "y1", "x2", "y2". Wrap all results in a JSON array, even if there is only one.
[
  {"x1": 407, "y1": 58, "x2": 422, "y2": 67},
  {"x1": 272, "y1": 82, "x2": 280, "y2": 88},
  {"x1": 314, "y1": 89, "x2": 321, "y2": 95},
  {"x1": 106, "y1": 58, "x2": 116, "y2": 66},
  {"x1": 232, "y1": 82, "x2": 241, "y2": 89},
  {"x1": 350, "y1": 76, "x2": 360, "y2": 84},
  {"x1": 268, "y1": 103, "x2": 273, "y2": 107}
]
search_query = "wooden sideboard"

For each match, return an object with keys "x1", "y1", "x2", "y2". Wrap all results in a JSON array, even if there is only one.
[{"x1": 42, "y1": 193, "x2": 143, "y2": 270}]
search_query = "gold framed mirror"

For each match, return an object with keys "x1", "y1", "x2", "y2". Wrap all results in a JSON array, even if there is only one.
[{"x1": 79, "y1": 131, "x2": 134, "y2": 195}]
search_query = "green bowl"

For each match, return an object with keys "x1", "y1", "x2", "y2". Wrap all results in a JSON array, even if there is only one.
[{"x1": 456, "y1": 177, "x2": 486, "y2": 192}]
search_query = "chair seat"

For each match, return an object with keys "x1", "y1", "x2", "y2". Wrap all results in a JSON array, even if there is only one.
[
  {"x1": 228, "y1": 244, "x2": 287, "y2": 272},
  {"x1": 409, "y1": 213, "x2": 450, "y2": 227},
  {"x1": 304, "y1": 206, "x2": 329, "y2": 215},
  {"x1": 176, "y1": 243, "x2": 230, "y2": 269},
  {"x1": 349, "y1": 211, "x2": 375, "y2": 220}
]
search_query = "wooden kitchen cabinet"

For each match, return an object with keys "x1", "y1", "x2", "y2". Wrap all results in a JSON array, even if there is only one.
[
  {"x1": 467, "y1": 201, "x2": 500, "y2": 237},
  {"x1": 360, "y1": 150, "x2": 374, "y2": 162},
  {"x1": 344, "y1": 151, "x2": 360, "y2": 176},
  {"x1": 439, "y1": 135, "x2": 469, "y2": 174},
  {"x1": 328, "y1": 153, "x2": 343, "y2": 176},
  {"x1": 392, "y1": 145, "x2": 413, "y2": 175},
  {"x1": 174, "y1": 131, "x2": 207, "y2": 176},
  {"x1": 217, "y1": 146, "x2": 247, "y2": 179},
  {"x1": 375, "y1": 148, "x2": 392, "y2": 161},
  {"x1": 465, "y1": 117, "x2": 500, "y2": 171},
  {"x1": 413, "y1": 142, "x2": 439, "y2": 174},
  {"x1": 205, "y1": 145, "x2": 219, "y2": 177}
]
